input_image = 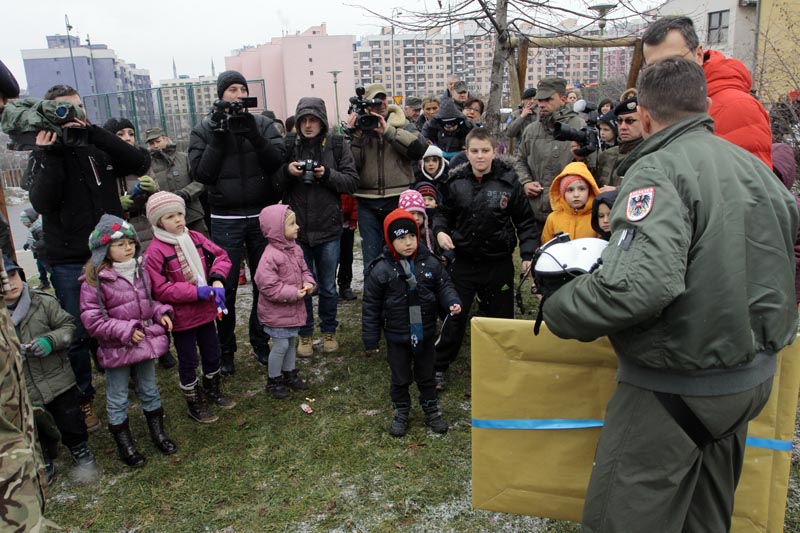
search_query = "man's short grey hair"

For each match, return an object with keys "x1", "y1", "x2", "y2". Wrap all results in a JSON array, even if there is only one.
[
  {"x1": 642, "y1": 16, "x2": 700, "y2": 52},
  {"x1": 638, "y1": 57, "x2": 707, "y2": 124},
  {"x1": 43, "y1": 84, "x2": 79, "y2": 100}
]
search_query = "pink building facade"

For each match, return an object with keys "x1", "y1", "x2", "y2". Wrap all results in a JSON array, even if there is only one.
[{"x1": 225, "y1": 24, "x2": 356, "y2": 129}]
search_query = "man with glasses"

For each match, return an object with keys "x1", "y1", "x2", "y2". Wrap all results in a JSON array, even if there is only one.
[
  {"x1": 595, "y1": 97, "x2": 645, "y2": 188},
  {"x1": 347, "y1": 83, "x2": 428, "y2": 270},
  {"x1": 642, "y1": 15, "x2": 772, "y2": 169}
]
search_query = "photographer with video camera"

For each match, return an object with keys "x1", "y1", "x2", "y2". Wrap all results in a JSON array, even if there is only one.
[
  {"x1": 188, "y1": 70, "x2": 285, "y2": 376},
  {"x1": 514, "y1": 77, "x2": 591, "y2": 241},
  {"x1": 347, "y1": 83, "x2": 428, "y2": 272},
  {"x1": 28, "y1": 84, "x2": 149, "y2": 432},
  {"x1": 274, "y1": 97, "x2": 358, "y2": 357}
]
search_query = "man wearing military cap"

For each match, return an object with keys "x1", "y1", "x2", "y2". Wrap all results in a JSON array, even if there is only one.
[
  {"x1": 505, "y1": 87, "x2": 538, "y2": 147},
  {"x1": 403, "y1": 96, "x2": 423, "y2": 126},
  {"x1": 514, "y1": 77, "x2": 588, "y2": 240},
  {"x1": 146, "y1": 127, "x2": 207, "y2": 234},
  {"x1": 595, "y1": 96, "x2": 645, "y2": 188}
]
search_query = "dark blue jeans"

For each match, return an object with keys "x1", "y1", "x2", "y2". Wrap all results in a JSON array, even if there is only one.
[
  {"x1": 210, "y1": 216, "x2": 270, "y2": 359},
  {"x1": 36, "y1": 258, "x2": 52, "y2": 287},
  {"x1": 50, "y1": 262, "x2": 95, "y2": 398},
  {"x1": 299, "y1": 239, "x2": 340, "y2": 337},
  {"x1": 357, "y1": 196, "x2": 399, "y2": 274}
]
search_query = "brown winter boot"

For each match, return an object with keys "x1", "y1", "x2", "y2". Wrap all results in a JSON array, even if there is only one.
[{"x1": 181, "y1": 381, "x2": 218, "y2": 423}]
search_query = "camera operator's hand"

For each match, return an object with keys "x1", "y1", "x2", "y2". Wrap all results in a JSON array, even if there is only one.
[
  {"x1": 137, "y1": 176, "x2": 159, "y2": 193},
  {"x1": 437, "y1": 232, "x2": 455, "y2": 251},
  {"x1": 287, "y1": 161, "x2": 304, "y2": 178},
  {"x1": 209, "y1": 108, "x2": 226, "y2": 131},
  {"x1": 570, "y1": 141, "x2": 586, "y2": 162},
  {"x1": 524, "y1": 182, "x2": 543, "y2": 198},
  {"x1": 239, "y1": 113, "x2": 259, "y2": 139},
  {"x1": 313, "y1": 165, "x2": 329, "y2": 180},
  {"x1": 35, "y1": 130, "x2": 57, "y2": 146},
  {"x1": 370, "y1": 112, "x2": 388, "y2": 136}
]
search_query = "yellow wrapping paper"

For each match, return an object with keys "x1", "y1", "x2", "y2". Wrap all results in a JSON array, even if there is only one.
[{"x1": 471, "y1": 317, "x2": 800, "y2": 532}]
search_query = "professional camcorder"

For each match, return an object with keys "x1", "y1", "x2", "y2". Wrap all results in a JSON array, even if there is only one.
[
  {"x1": 1, "y1": 97, "x2": 88, "y2": 150},
  {"x1": 553, "y1": 122, "x2": 599, "y2": 157},
  {"x1": 298, "y1": 159, "x2": 319, "y2": 185},
  {"x1": 347, "y1": 86, "x2": 382, "y2": 132},
  {"x1": 211, "y1": 97, "x2": 258, "y2": 134}
]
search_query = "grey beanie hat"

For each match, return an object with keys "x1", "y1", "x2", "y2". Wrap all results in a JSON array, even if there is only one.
[{"x1": 87, "y1": 214, "x2": 140, "y2": 267}]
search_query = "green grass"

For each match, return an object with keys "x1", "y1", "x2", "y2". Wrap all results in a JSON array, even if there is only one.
[{"x1": 40, "y1": 274, "x2": 799, "y2": 532}]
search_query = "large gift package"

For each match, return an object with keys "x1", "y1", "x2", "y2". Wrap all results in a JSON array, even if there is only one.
[{"x1": 471, "y1": 317, "x2": 800, "y2": 532}]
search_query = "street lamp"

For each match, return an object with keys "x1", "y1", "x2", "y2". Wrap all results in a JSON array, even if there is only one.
[
  {"x1": 328, "y1": 70, "x2": 342, "y2": 134},
  {"x1": 64, "y1": 14, "x2": 80, "y2": 92},
  {"x1": 390, "y1": 8, "x2": 402, "y2": 101},
  {"x1": 589, "y1": 3, "x2": 615, "y2": 101}
]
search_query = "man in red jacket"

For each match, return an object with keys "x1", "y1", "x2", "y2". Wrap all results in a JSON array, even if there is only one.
[{"x1": 642, "y1": 15, "x2": 773, "y2": 169}]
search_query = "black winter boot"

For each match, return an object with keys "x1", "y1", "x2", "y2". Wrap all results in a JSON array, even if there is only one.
[
  {"x1": 420, "y1": 398, "x2": 448, "y2": 434},
  {"x1": 220, "y1": 352, "x2": 235, "y2": 376},
  {"x1": 389, "y1": 402, "x2": 411, "y2": 437},
  {"x1": 159, "y1": 350, "x2": 177, "y2": 369},
  {"x1": 266, "y1": 376, "x2": 290, "y2": 399},
  {"x1": 143, "y1": 408, "x2": 178, "y2": 455},
  {"x1": 181, "y1": 381, "x2": 218, "y2": 424},
  {"x1": 203, "y1": 371, "x2": 237, "y2": 409},
  {"x1": 283, "y1": 369, "x2": 308, "y2": 391},
  {"x1": 108, "y1": 419, "x2": 146, "y2": 467}
]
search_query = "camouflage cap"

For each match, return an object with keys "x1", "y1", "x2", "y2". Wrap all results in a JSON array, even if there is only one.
[
  {"x1": 536, "y1": 77, "x2": 568, "y2": 100},
  {"x1": 452, "y1": 81, "x2": 468, "y2": 94},
  {"x1": 405, "y1": 96, "x2": 423, "y2": 109},
  {"x1": 145, "y1": 127, "x2": 165, "y2": 143}
]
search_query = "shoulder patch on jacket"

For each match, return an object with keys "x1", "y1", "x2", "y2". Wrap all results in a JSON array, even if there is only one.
[{"x1": 626, "y1": 187, "x2": 654, "y2": 222}]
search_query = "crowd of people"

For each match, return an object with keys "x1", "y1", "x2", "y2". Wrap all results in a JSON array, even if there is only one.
[{"x1": 1, "y1": 13, "x2": 799, "y2": 532}]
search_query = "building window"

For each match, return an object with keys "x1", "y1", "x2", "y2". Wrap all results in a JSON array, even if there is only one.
[
  {"x1": 310, "y1": 71, "x2": 314, "y2": 76},
  {"x1": 308, "y1": 44, "x2": 312, "y2": 49},
  {"x1": 708, "y1": 10, "x2": 730, "y2": 44},
  {"x1": 308, "y1": 57, "x2": 313, "y2": 62},
  {"x1": 311, "y1": 84, "x2": 315, "y2": 89}
]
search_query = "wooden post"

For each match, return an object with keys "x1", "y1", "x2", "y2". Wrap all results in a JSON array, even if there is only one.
[{"x1": 626, "y1": 39, "x2": 644, "y2": 92}]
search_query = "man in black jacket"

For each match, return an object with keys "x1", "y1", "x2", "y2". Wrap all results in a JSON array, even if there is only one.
[
  {"x1": 189, "y1": 70, "x2": 285, "y2": 375},
  {"x1": 274, "y1": 97, "x2": 359, "y2": 357},
  {"x1": 29, "y1": 84, "x2": 149, "y2": 430},
  {"x1": 432, "y1": 128, "x2": 537, "y2": 390}
]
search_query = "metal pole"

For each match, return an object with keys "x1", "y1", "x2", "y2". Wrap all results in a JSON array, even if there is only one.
[
  {"x1": 329, "y1": 70, "x2": 342, "y2": 134},
  {"x1": 391, "y1": 26, "x2": 395, "y2": 98},
  {"x1": 589, "y1": 4, "x2": 615, "y2": 101},
  {"x1": 86, "y1": 34, "x2": 98, "y2": 94},
  {"x1": 65, "y1": 14, "x2": 80, "y2": 92},
  {"x1": 449, "y1": 2, "x2": 455, "y2": 78}
]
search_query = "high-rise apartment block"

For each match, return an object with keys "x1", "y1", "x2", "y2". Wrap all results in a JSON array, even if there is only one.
[{"x1": 22, "y1": 35, "x2": 152, "y2": 125}]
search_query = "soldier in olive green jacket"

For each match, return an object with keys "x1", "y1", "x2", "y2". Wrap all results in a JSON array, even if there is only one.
[
  {"x1": 146, "y1": 127, "x2": 208, "y2": 235},
  {"x1": 544, "y1": 58, "x2": 798, "y2": 533}
]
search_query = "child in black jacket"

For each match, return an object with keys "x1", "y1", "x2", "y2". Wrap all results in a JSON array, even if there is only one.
[{"x1": 362, "y1": 209, "x2": 461, "y2": 437}]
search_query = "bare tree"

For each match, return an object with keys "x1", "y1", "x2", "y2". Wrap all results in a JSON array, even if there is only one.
[{"x1": 358, "y1": 0, "x2": 650, "y2": 133}]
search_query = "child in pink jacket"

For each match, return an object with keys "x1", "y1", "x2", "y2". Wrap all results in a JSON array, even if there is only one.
[
  {"x1": 80, "y1": 214, "x2": 176, "y2": 468},
  {"x1": 254, "y1": 204, "x2": 315, "y2": 399},
  {"x1": 144, "y1": 192, "x2": 234, "y2": 424}
]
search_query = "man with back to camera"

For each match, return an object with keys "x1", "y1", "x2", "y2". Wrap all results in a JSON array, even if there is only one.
[
  {"x1": 347, "y1": 83, "x2": 428, "y2": 273},
  {"x1": 189, "y1": 70, "x2": 285, "y2": 376},
  {"x1": 543, "y1": 57, "x2": 797, "y2": 532},
  {"x1": 641, "y1": 15, "x2": 773, "y2": 169},
  {"x1": 0, "y1": 57, "x2": 46, "y2": 533},
  {"x1": 30, "y1": 84, "x2": 149, "y2": 431}
]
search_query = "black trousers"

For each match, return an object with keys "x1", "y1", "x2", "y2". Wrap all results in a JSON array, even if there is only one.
[
  {"x1": 435, "y1": 255, "x2": 515, "y2": 372},
  {"x1": 387, "y1": 338, "x2": 437, "y2": 404},
  {"x1": 338, "y1": 227, "x2": 356, "y2": 288},
  {"x1": 40, "y1": 386, "x2": 88, "y2": 451}
]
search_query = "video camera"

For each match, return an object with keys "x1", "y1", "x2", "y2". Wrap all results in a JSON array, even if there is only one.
[
  {"x1": 211, "y1": 97, "x2": 258, "y2": 134},
  {"x1": 1, "y1": 97, "x2": 89, "y2": 150},
  {"x1": 347, "y1": 86, "x2": 382, "y2": 132},
  {"x1": 553, "y1": 122, "x2": 599, "y2": 157}
]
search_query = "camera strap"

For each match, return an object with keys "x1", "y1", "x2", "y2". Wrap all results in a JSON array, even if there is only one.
[{"x1": 87, "y1": 155, "x2": 102, "y2": 186}]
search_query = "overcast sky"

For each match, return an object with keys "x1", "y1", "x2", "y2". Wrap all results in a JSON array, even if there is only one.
[{"x1": 3, "y1": 0, "x2": 655, "y2": 90}]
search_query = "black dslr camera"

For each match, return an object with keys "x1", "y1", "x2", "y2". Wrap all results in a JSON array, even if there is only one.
[
  {"x1": 553, "y1": 122, "x2": 599, "y2": 157},
  {"x1": 347, "y1": 87, "x2": 382, "y2": 131},
  {"x1": 211, "y1": 97, "x2": 258, "y2": 134},
  {"x1": 298, "y1": 159, "x2": 319, "y2": 185}
]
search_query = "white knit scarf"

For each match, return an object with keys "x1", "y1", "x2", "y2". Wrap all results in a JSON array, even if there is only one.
[
  {"x1": 152, "y1": 226, "x2": 207, "y2": 286},
  {"x1": 113, "y1": 258, "x2": 138, "y2": 285}
]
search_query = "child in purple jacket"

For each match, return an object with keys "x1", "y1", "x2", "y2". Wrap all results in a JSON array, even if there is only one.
[
  {"x1": 254, "y1": 204, "x2": 315, "y2": 399},
  {"x1": 80, "y1": 214, "x2": 177, "y2": 468},
  {"x1": 144, "y1": 192, "x2": 234, "y2": 424}
]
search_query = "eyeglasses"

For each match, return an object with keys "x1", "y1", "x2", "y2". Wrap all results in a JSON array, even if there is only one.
[
  {"x1": 618, "y1": 117, "x2": 639, "y2": 125},
  {"x1": 465, "y1": 107, "x2": 482, "y2": 113}
]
